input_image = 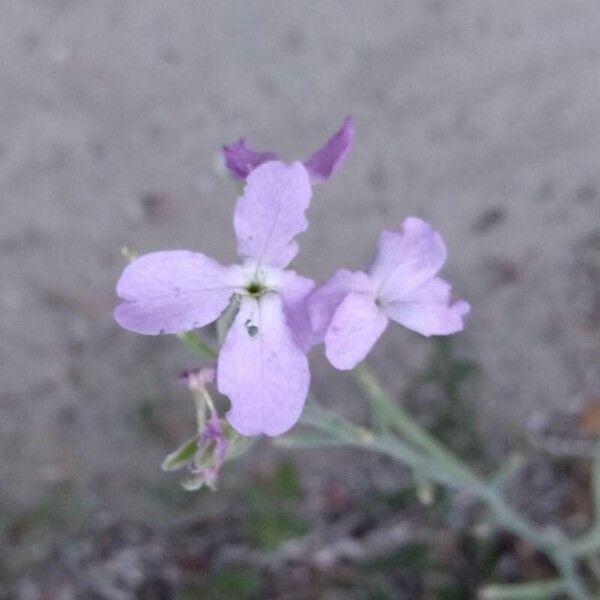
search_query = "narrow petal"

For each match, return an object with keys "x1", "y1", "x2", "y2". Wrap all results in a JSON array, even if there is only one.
[
  {"x1": 279, "y1": 270, "x2": 318, "y2": 352},
  {"x1": 303, "y1": 116, "x2": 354, "y2": 183},
  {"x1": 218, "y1": 294, "x2": 310, "y2": 436},
  {"x1": 369, "y1": 217, "x2": 448, "y2": 302},
  {"x1": 234, "y1": 161, "x2": 312, "y2": 268},
  {"x1": 114, "y1": 251, "x2": 243, "y2": 335},
  {"x1": 222, "y1": 139, "x2": 277, "y2": 180},
  {"x1": 307, "y1": 269, "x2": 372, "y2": 341},
  {"x1": 324, "y1": 292, "x2": 388, "y2": 370},
  {"x1": 382, "y1": 277, "x2": 470, "y2": 337}
]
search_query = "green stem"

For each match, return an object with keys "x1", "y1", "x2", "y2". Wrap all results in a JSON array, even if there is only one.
[
  {"x1": 177, "y1": 331, "x2": 217, "y2": 359},
  {"x1": 568, "y1": 526, "x2": 600, "y2": 557},
  {"x1": 549, "y1": 551, "x2": 592, "y2": 600},
  {"x1": 295, "y1": 367, "x2": 596, "y2": 599},
  {"x1": 353, "y1": 364, "x2": 481, "y2": 489}
]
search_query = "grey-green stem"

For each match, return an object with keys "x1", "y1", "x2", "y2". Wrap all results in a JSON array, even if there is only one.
[{"x1": 281, "y1": 364, "x2": 600, "y2": 600}]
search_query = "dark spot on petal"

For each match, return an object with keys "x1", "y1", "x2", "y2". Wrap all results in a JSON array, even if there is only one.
[
  {"x1": 245, "y1": 319, "x2": 259, "y2": 337},
  {"x1": 159, "y1": 329, "x2": 165, "y2": 334}
]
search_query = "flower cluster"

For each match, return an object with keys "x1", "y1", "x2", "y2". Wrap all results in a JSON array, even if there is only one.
[{"x1": 114, "y1": 117, "x2": 469, "y2": 438}]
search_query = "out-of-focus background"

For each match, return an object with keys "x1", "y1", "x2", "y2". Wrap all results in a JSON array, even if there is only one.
[{"x1": 2, "y1": 1, "x2": 599, "y2": 598}]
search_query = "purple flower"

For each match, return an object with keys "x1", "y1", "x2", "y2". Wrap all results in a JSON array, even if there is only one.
[
  {"x1": 223, "y1": 117, "x2": 353, "y2": 184},
  {"x1": 308, "y1": 217, "x2": 470, "y2": 371},
  {"x1": 115, "y1": 161, "x2": 316, "y2": 436}
]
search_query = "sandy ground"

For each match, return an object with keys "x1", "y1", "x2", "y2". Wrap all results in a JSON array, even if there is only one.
[{"x1": 1, "y1": 0, "x2": 599, "y2": 517}]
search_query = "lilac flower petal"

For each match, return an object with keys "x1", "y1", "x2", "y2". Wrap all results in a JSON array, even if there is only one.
[
  {"x1": 382, "y1": 277, "x2": 470, "y2": 337},
  {"x1": 218, "y1": 294, "x2": 310, "y2": 436},
  {"x1": 279, "y1": 270, "x2": 318, "y2": 352},
  {"x1": 114, "y1": 251, "x2": 243, "y2": 335},
  {"x1": 324, "y1": 292, "x2": 388, "y2": 370},
  {"x1": 307, "y1": 269, "x2": 373, "y2": 341},
  {"x1": 234, "y1": 161, "x2": 312, "y2": 268},
  {"x1": 222, "y1": 139, "x2": 278, "y2": 180},
  {"x1": 369, "y1": 218, "x2": 448, "y2": 302},
  {"x1": 303, "y1": 116, "x2": 354, "y2": 183}
]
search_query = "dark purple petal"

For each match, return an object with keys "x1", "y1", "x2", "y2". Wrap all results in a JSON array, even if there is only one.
[
  {"x1": 234, "y1": 161, "x2": 312, "y2": 268},
  {"x1": 307, "y1": 269, "x2": 373, "y2": 341},
  {"x1": 382, "y1": 277, "x2": 470, "y2": 337},
  {"x1": 222, "y1": 139, "x2": 278, "y2": 180},
  {"x1": 323, "y1": 292, "x2": 388, "y2": 370},
  {"x1": 369, "y1": 218, "x2": 447, "y2": 302},
  {"x1": 114, "y1": 251, "x2": 244, "y2": 335},
  {"x1": 303, "y1": 116, "x2": 354, "y2": 183},
  {"x1": 217, "y1": 294, "x2": 310, "y2": 437}
]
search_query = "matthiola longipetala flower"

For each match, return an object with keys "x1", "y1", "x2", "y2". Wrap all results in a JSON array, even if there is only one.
[
  {"x1": 115, "y1": 161, "x2": 317, "y2": 436},
  {"x1": 223, "y1": 116, "x2": 353, "y2": 183},
  {"x1": 114, "y1": 120, "x2": 470, "y2": 446},
  {"x1": 308, "y1": 217, "x2": 470, "y2": 370}
]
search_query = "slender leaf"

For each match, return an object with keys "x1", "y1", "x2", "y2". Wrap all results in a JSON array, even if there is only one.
[
  {"x1": 177, "y1": 331, "x2": 217, "y2": 359},
  {"x1": 490, "y1": 454, "x2": 524, "y2": 491},
  {"x1": 161, "y1": 437, "x2": 198, "y2": 472},
  {"x1": 353, "y1": 364, "x2": 479, "y2": 488}
]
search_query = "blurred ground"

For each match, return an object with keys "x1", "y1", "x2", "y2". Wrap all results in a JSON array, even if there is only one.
[{"x1": 1, "y1": 1, "x2": 600, "y2": 597}]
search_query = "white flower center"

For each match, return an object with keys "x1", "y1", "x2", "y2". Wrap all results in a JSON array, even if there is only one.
[{"x1": 240, "y1": 261, "x2": 282, "y2": 297}]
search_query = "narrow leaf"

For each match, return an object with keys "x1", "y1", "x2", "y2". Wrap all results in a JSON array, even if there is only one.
[
  {"x1": 177, "y1": 331, "x2": 217, "y2": 359},
  {"x1": 490, "y1": 454, "x2": 524, "y2": 491},
  {"x1": 161, "y1": 437, "x2": 198, "y2": 472}
]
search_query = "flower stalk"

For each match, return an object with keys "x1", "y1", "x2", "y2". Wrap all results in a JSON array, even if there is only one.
[{"x1": 279, "y1": 364, "x2": 600, "y2": 599}]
